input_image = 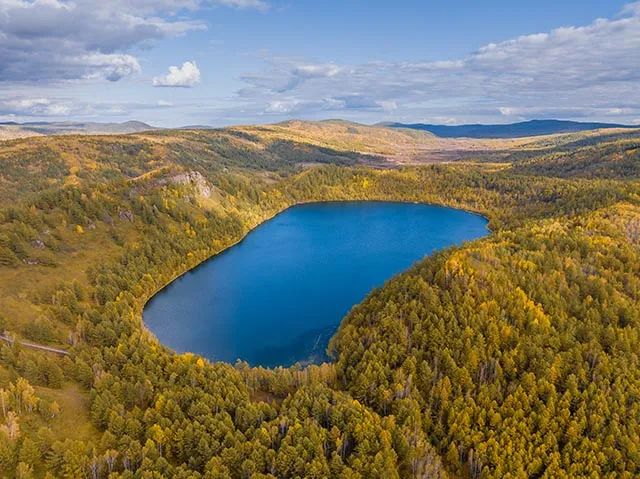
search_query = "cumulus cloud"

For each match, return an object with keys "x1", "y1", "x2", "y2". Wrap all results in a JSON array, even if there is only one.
[
  {"x1": 236, "y1": 3, "x2": 640, "y2": 123},
  {"x1": 0, "y1": 0, "x2": 264, "y2": 83},
  {"x1": 153, "y1": 61, "x2": 201, "y2": 87}
]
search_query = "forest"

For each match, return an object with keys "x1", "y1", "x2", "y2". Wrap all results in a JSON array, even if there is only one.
[{"x1": 0, "y1": 122, "x2": 639, "y2": 478}]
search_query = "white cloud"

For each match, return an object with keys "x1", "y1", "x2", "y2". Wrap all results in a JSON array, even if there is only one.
[
  {"x1": 0, "y1": 97, "x2": 71, "y2": 116},
  {"x1": 153, "y1": 61, "x2": 201, "y2": 87},
  {"x1": 0, "y1": 94, "x2": 188, "y2": 120},
  {"x1": 2, "y1": 1, "x2": 638, "y2": 126},
  {"x1": 292, "y1": 64, "x2": 341, "y2": 79},
  {"x1": 0, "y1": 0, "x2": 204, "y2": 82},
  {"x1": 0, "y1": 0, "x2": 265, "y2": 83},
  {"x1": 215, "y1": 0, "x2": 268, "y2": 10},
  {"x1": 80, "y1": 54, "x2": 142, "y2": 82},
  {"x1": 497, "y1": 106, "x2": 639, "y2": 121},
  {"x1": 236, "y1": 3, "x2": 640, "y2": 124},
  {"x1": 378, "y1": 100, "x2": 397, "y2": 112},
  {"x1": 265, "y1": 100, "x2": 297, "y2": 114},
  {"x1": 622, "y1": 1, "x2": 640, "y2": 16},
  {"x1": 283, "y1": 63, "x2": 343, "y2": 91}
]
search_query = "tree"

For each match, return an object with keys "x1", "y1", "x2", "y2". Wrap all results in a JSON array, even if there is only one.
[
  {"x1": 2, "y1": 412, "x2": 20, "y2": 440},
  {"x1": 15, "y1": 462, "x2": 34, "y2": 479},
  {"x1": 18, "y1": 437, "x2": 40, "y2": 467}
]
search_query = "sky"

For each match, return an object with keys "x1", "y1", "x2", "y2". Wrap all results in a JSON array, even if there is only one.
[{"x1": 0, "y1": 0, "x2": 639, "y2": 127}]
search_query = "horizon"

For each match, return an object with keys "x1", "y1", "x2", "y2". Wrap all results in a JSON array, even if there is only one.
[
  {"x1": 1, "y1": 1, "x2": 639, "y2": 126},
  {"x1": 2, "y1": 117, "x2": 639, "y2": 130}
]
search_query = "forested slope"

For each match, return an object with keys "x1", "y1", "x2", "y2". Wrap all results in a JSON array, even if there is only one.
[
  {"x1": 0, "y1": 124, "x2": 639, "y2": 478},
  {"x1": 331, "y1": 203, "x2": 640, "y2": 477},
  {"x1": 512, "y1": 139, "x2": 640, "y2": 179}
]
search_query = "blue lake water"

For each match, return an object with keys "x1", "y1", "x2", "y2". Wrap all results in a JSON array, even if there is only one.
[{"x1": 143, "y1": 201, "x2": 488, "y2": 367}]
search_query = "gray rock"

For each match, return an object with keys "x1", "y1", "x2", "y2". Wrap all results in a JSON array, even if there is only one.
[
  {"x1": 158, "y1": 170, "x2": 212, "y2": 199},
  {"x1": 118, "y1": 209, "x2": 135, "y2": 222}
]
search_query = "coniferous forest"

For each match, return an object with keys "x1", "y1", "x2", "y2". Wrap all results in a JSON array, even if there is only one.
[{"x1": 0, "y1": 124, "x2": 639, "y2": 478}]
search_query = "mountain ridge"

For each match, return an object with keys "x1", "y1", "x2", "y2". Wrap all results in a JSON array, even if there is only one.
[
  {"x1": 0, "y1": 120, "x2": 157, "y2": 139},
  {"x1": 383, "y1": 119, "x2": 639, "y2": 138}
]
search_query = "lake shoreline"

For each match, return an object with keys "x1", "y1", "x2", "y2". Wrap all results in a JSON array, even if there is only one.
[{"x1": 142, "y1": 199, "x2": 489, "y2": 367}]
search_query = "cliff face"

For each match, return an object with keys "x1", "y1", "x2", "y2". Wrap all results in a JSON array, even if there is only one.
[{"x1": 157, "y1": 170, "x2": 212, "y2": 199}]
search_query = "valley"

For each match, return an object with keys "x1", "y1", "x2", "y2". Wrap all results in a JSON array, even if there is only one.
[{"x1": 0, "y1": 120, "x2": 639, "y2": 478}]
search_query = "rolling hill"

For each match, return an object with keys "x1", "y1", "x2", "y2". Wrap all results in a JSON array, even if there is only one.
[
  {"x1": 0, "y1": 121, "x2": 639, "y2": 478},
  {"x1": 0, "y1": 120, "x2": 157, "y2": 140}
]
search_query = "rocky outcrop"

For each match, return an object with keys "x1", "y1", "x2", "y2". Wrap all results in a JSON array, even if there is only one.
[
  {"x1": 158, "y1": 171, "x2": 212, "y2": 199},
  {"x1": 118, "y1": 209, "x2": 135, "y2": 222},
  {"x1": 31, "y1": 239, "x2": 45, "y2": 249}
]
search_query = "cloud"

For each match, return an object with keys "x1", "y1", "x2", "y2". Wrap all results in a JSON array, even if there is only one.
[
  {"x1": 292, "y1": 64, "x2": 342, "y2": 79},
  {"x1": 262, "y1": 95, "x2": 396, "y2": 116},
  {"x1": 0, "y1": 97, "x2": 71, "y2": 116},
  {"x1": 279, "y1": 63, "x2": 342, "y2": 91},
  {"x1": 153, "y1": 61, "x2": 201, "y2": 87},
  {"x1": 215, "y1": 0, "x2": 269, "y2": 10},
  {"x1": 0, "y1": 0, "x2": 264, "y2": 83},
  {"x1": 264, "y1": 100, "x2": 301, "y2": 114},
  {"x1": 0, "y1": 94, "x2": 186, "y2": 120},
  {"x1": 241, "y1": 60, "x2": 344, "y2": 93},
  {"x1": 236, "y1": 3, "x2": 640, "y2": 124},
  {"x1": 3, "y1": 1, "x2": 638, "y2": 126},
  {"x1": 622, "y1": 1, "x2": 640, "y2": 16},
  {"x1": 498, "y1": 106, "x2": 639, "y2": 120}
]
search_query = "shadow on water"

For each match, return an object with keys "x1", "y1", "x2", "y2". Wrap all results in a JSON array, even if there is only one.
[{"x1": 251, "y1": 324, "x2": 337, "y2": 368}]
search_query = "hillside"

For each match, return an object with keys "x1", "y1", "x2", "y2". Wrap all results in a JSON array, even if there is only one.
[
  {"x1": 0, "y1": 123, "x2": 639, "y2": 478},
  {"x1": 0, "y1": 120, "x2": 511, "y2": 205},
  {"x1": 386, "y1": 119, "x2": 639, "y2": 138},
  {"x1": 513, "y1": 140, "x2": 640, "y2": 178},
  {"x1": 0, "y1": 121, "x2": 156, "y2": 140},
  {"x1": 2, "y1": 119, "x2": 599, "y2": 164}
]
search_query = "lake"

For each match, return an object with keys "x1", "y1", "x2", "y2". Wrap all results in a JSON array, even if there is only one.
[{"x1": 143, "y1": 201, "x2": 488, "y2": 367}]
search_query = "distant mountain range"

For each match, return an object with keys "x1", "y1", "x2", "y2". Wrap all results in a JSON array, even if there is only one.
[
  {"x1": 2, "y1": 118, "x2": 639, "y2": 141},
  {"x1": 0, "y1": 120, "x2": 157, "y2": 139},
  {"x1": 383, "y1": 119, "x2": 639, "y2": 138}
]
